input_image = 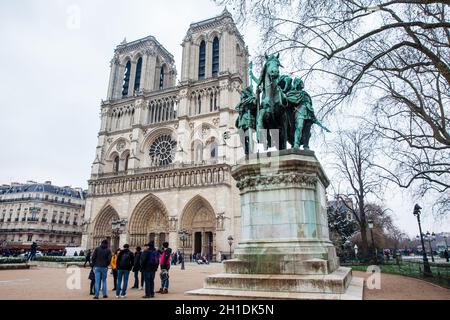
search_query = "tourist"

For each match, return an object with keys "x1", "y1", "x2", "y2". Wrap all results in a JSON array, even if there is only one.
[
  {"x1": 140, "y1": 242, "x2": 159, "y2": 299},
  {"x1": 27, "y1": 242, "x2": 37, "y2": 261},
  {"x1": 132, "y1": 246, "x2": 142, "y2": 289},
  {"x1": 158, "y1": 242, "x2": 172, "y2": 294},
  {"x1": 84, "y1": 249, "x2": 92, "y2": 268},
  {"x1": 444, "y1": 249, "x2": 449, "y2": 263},
  {"x1": 115, "y1": 244, "x2": 134, "y2": 299},
  {"x1": 91, "y1": 239, "x2": 112, "y2": 299},
  {"x1": 110, "y1": 249, "x2": 120, "y2": 291}
]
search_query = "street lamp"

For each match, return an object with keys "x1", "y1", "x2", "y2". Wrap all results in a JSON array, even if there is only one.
[
  {"x1": 227, "y1": 235, "x2": 234, "y2": 260},
  {"x1": 413, "y1": 204, "x2": 432, "y2": 277},
  {"x1": 425, "y1": 231, "x2": 436, "y2": 263},
  {"x1": 367, "y1": 219, "x2": 376, "y2": 260},
  {"x1": 178, "y1": 229, "x2": 189, "y2": 270}
]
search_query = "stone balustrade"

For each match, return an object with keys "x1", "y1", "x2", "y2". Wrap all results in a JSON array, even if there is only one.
[{"x1": 88, "y1": 163, "x2": 232, "y2": 197}]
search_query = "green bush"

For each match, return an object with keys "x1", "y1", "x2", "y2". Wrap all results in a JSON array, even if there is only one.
[
  {"x1": 35, "y1": 256, "x2": 85, "y2": 263},
  {"x1": 0, "y1": 257, "x2": 27, "y2": 264}
]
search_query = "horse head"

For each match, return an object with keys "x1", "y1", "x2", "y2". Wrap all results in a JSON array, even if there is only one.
[{"x1": 264, "y1": 53, "x2": 282, "y2": 82}]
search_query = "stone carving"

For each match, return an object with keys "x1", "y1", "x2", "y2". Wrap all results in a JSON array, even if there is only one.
[
  {"x1": 235, "y1": 173, "x2": 318, "y2": 190},
  {"x1": 216, "y1": 212, "x2": 225, "y2": 231},
  {"x1": 169, "y1": 217, "x2": 178, "y2": 232},
  {"x1": 116, "y1": 140, "x2": 126, "y2": 152}
]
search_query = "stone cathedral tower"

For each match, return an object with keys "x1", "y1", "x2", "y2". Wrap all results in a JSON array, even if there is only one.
[{"x1": 82, "y1": 9, "x2": 249, "y2": 260}]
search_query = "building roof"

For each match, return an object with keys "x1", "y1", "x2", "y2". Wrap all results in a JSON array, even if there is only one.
[{"x1": 0, "y1": 183, "x2": 86, "y2": 199}]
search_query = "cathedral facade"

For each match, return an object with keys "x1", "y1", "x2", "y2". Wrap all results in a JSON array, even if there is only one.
[{"x1": 82, "y1": 9, "x2": 249, "y2": 260}]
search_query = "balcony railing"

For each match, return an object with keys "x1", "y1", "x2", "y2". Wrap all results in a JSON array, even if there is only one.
[
  {"x1": 21, "y1": 218, "x2": 26, "y2": 222},
  {"x1": 14, "y1": 218, "x2": 19, "y2": 222},
  {"x1": 58, "y1": 220, "x2": 64, "y2": 224},
  {"x1": 41, "y1": 219, "x2": 47, "y2": 223},
  {"x1": 51, "y1": 219, "x2": 57, "y2": 223},
  {"x1": 65, "y1": 221, "x2": 70, "y2": 225}
]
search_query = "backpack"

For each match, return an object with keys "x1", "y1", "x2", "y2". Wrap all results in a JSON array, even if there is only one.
[
  {"x1": 149, "y1": 250, "x2": 159, "y2": 266},
  {"x1": 118, "y1": 251, "x2": 132, "y2": 269}
]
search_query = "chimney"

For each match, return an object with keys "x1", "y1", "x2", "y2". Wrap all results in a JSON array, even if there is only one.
[
  {"x1": 27, "y1": 180, "x2": 37, "y2": 184},
  {"x1": 45, "y1": 181, "x2": 52, "y2": 185}
]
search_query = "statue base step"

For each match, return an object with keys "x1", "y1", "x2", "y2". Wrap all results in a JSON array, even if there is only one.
[{"x1": 186, "y1": 269, "x2": 363, "y2": 300}]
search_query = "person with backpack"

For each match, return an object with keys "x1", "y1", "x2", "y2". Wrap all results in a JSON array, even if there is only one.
[
  {"x1": 115, "y1": 244, "x2": 134, "y2": 299},
  {"x1": 140, "y1": 242, "x2": 159, "y2": 299},
  {"x1": 132, "y1": 246, "x2": 142, "y2": 289},
  {"x1": 158, "y1": 242, "x2": 172, "y2": 294},
  {"x1": 110, "y1": 249, "x2": 120, "y2": 291},
  {"x1": 91, "y1": 239, "x2": 112, "y2": 299}
]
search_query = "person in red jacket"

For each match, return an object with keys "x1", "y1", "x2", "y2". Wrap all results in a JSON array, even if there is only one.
[{"x1": 158, "y1": 242, "x2": 172, "y2": 294}]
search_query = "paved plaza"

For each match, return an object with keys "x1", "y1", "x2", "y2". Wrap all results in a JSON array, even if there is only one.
[{"x1": 0, "y1": 263, "x2": 448, "y2": 300}]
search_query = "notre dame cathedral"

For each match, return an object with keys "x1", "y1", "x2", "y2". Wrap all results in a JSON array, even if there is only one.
[{"x1": 82, "y1": 9, "x2": 249, "y2": 260}]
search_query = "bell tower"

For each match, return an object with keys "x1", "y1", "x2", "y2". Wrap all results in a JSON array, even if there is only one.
[
  {"x1": 180, "y1": 8, "x2": 249, "y2": 85},
  {"x1": 106, "y1": 36, "x2": 177, "y2": 100}
]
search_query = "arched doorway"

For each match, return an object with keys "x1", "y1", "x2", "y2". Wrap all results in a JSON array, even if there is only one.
[
  {"x1": 181, "y1": 195, "x2": 216, "y2": 261},
  {"x1": 92, "y1": 205, "x2": 120, "y2": 251},
  {"x1": 128, "y1": 194, "x2": 169, "y2": 248}
]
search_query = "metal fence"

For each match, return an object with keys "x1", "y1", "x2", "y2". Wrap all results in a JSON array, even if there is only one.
[{"x1": 342, "y1": 258, "x2": 450, "y2": 288}]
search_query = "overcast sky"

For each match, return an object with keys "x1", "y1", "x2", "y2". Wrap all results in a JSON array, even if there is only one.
[{"x1": 0, "y1": 0, "x2": 447, "y2": 237}]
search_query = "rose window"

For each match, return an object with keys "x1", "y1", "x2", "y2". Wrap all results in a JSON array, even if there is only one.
[{"x1": 149, "y1": 134, "x2": 176, "y2": 166}]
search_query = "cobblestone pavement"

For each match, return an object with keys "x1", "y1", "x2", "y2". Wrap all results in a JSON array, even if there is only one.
[{"x1": 0, "y1": 264, "x2": 448, "y2": 300}]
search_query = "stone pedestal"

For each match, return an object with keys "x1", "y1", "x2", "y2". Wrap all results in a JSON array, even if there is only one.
[{"x1": 187, "y1": 150, "x2": 363, "y2": 300}]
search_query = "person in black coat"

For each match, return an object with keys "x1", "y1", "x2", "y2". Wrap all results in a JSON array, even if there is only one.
[
  {"x1": 84, "y1": 249, "x2": 92, "y2": 268},
  {"x1": 91, "y1": 240, "x2": 112, "y2": 299},
  {"x1": 115, "y1": 244, "x2": 134, "y2": 298},
  {"x1": 140, "y1": 242, "x2": 159, "y2": 298},
  {"x1": 132, "y1": 246, "x2": 142, "y2": 289}
]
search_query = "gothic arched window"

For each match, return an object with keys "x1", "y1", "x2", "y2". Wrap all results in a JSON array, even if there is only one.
[
  {"x1": 210, "y1": 142, "x2": 218, "y2": 160},
  {"x1": 212, "y1": 37, "x2": 220, "y2": 77},
  {"x1": 198, "y1": 41, "x2": 206, "y2": 80},
  {"x1": 122, "y1": 60, "x2": 131, "y2": 97},
  {"x1": 197, "y1": 95, "x2": 202, "y2": 114},
  {"x1": 113, "y1": 156, "x2": 120, "y2": 174},
  {"x1": 159, "y1": 65, "x2": 165, "y2": 90},
  {"x1": 124, "y1": 154, "x2": 129, "y2": 172},
  {"x1": 134, "y1": 57, "x2": 142, "y2": 92},
  {"x1": 196, "y1": 143, "x2": 203, "y2": 162}
]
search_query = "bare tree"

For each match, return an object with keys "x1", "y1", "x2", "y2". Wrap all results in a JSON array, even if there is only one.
[
  {"x1": 216, "y1": 0, "x2": 449, "y2": 214},
  {"x1": 331, "y1": 129, "x2": 385, "y2": 257}
]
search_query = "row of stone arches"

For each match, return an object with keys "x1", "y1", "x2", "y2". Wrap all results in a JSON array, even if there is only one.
[{"x1": 91, "y1": 194, "x2": 217, "y2": 257}]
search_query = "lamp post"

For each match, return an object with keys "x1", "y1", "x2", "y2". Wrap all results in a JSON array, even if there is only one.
[
  {"x1": 368, "y1": 219, "x2": 376, "y2": 260},
  {"x1": 227, "y1": 235, "x2": 234, "y2": 260},
  {"x1": 413, "y1": 204, "x2": 432, "y2": 277},
  {"x1": 179, "y1": 229, "x2": 189, "y2": 270},
  {"x1": 444, "y1": 236, "x2": 448, "y2": 250},
  {"x1": 425, "y1": 231, "x2": 436, "y2": 263}
]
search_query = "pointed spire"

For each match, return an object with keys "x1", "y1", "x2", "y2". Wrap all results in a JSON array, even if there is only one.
[
  {"x1": 222, "y1": 6, "x2": 231, "y2": 16},
  {"x1": 120, "y1": 37, "x2": 127, "y2": 45}
]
